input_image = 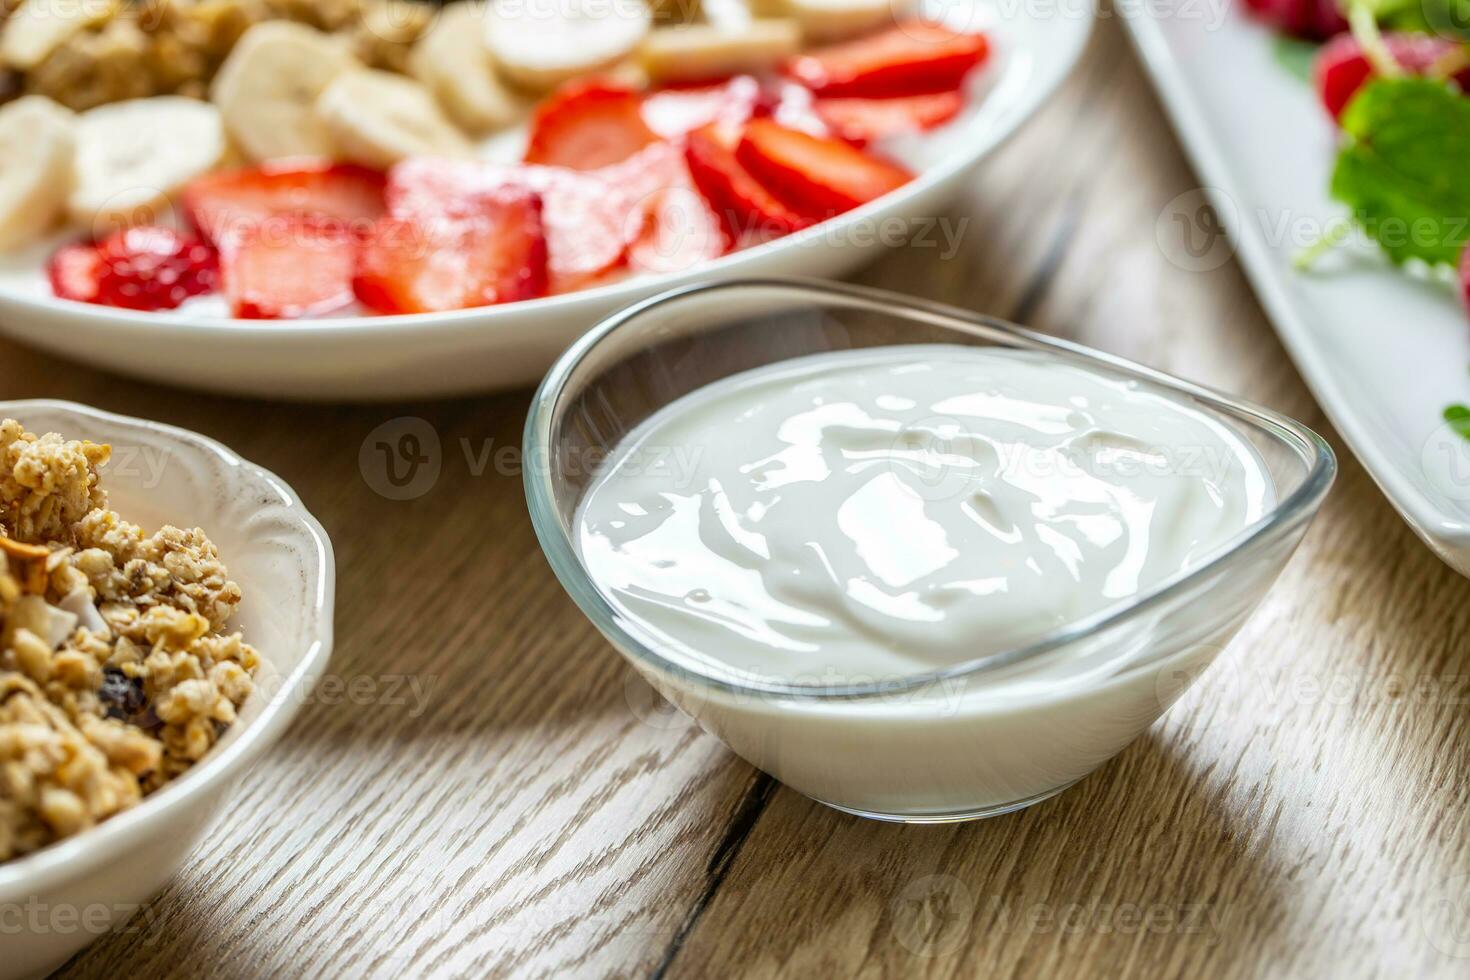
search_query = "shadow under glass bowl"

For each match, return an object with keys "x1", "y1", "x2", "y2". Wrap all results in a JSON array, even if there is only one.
[{"x1": 524, "y1": 278, "x2": 1336, "y2": 823}]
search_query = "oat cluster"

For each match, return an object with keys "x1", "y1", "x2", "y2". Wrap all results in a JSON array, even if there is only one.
[
  {"x1": 2, "y1": 0, "x2": 432, "y2": 111},
  {"x1": 0, "y1": 419, "x2": 259, "y2": 861}
]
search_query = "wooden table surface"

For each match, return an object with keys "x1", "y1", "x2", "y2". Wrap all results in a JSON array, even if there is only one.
[{"x1": 5, "y1": 15, "x2": 1469, "y2": 980}]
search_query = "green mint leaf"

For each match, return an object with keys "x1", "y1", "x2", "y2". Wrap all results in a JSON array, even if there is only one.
[
  {"x1": 1446, "y1": 404, "x2": 1470, "y2": 442},
  {"x1": 1346, "y1": 0, "x2": 1467, "y2": 37},
  {"x1": 1330, "y1": 78, "x2": 1470, "y2": 268}
]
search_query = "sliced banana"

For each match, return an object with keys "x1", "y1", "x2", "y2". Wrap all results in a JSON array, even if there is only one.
[
  {"x1": 778, "y1": 0, "x2": 903, "y2": 41},
  {"x1": 484, "y1": 0, "x2": 653, "y2": 92},
  {"x1": 316, "y1": 69, "x2": 472, "y2": 169},
  {"x1": 68, "y1": 96, "x2": 227, "y2": 230},
  {"x1": 408, "y1": 2, "x2": 521, "y2": 136},
  {"x1": 211, "y1": 21, "x2": 359, "y2": 162},
  {"x1": 0, "y1": 96, "x2": 75, "y2": 252},
  {"x1": 0, "y1": 0, "x2": 118, "y2": 71},
  {"x1": 640, "y1": 20, "x2": 800, "y2": 84}
]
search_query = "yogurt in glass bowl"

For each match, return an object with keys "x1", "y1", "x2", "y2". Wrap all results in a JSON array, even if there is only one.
[{"x1": 524, "y1": 278, "x2": 1335, "y2": 823}]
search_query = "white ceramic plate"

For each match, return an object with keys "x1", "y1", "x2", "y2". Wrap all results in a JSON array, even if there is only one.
[
  {"x1": 1124, "y1": 7, "x2": 1470, "y2": 576},
  {"x1": 0, "y1": 0, "x2": 1093, "y2": 401},
  {"x1": 0, "y1": 401, "x2": 335, "y2": 980}
]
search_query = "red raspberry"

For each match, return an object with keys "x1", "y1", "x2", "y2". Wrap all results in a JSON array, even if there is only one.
[
  {"x1": 92, "y1": 226, "x2": 219, "y2": 311},
  {"x1": 1315, "y1": 32, "x2": 1470, "y2": 121},
  {"x1": 1244, "y1": 0, "x2": 1347, "y2": 40},
  {"x1": 47, "y1": 243, "x2": 105, "y2": 303},
  {"x1": 1460, "y1": 247, "x2": 1470, "y2": 314}
]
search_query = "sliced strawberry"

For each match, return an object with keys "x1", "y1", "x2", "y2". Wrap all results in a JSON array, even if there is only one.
[
  {"x1": 183, "y1": 160, "x2": 386, "y2": 248},
  {"x1": 525, "y1": 79, "x2": 662, "y2": 171},
  {"x1": 785, "y1": 22, "x2": 990, "y2": 98},
  {"x1": 626, "y1": 186, "x2": 729, "y2": 274},
  {"x1": 641, "y1": 75, "x2": 762, "y2": 139},
  {"x1": 735, "y1": 118, "x2": 912, "y2": 219},
  {"x1": 1314, "y1": 32, "x2": 1469, "y2": 121},
  {"x1": 754, "y1": 79, "x2": 831, "y2": 138},
  {"x1": 222, "y1": 215, "x2": 356, "y2": 319},
  {"x1": 47, "y1": 243, "x2": 104, "y2": 304},
  {"x1": 355, "y1": 187, "x2": 548, "y2": 314},
  {"x1": 814, "y1": 91, "x2": 964, "y2": 145},
  {"x1": 392, "y1": 147, "x2": 726, "y2": 295},
  {"x1": 388, "y1": 157, "x2": 625, "y2": 293},
  {"x1": 685, "y1": 124, "x2": 810, "y2": 240},
  {"x1": 595, "y1": 141, "x2": 702, "y2": 209},
  {"x1": 519, "y1": 168, "x2": 627, "y2": 291},
  {"x1": 593, "y1": 141, "x2": 729, "y2": 269},
  {"x1": 644, "y1": 76, "x2": 827, "y2": 137}
]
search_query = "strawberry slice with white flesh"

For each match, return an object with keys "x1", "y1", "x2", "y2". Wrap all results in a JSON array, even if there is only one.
[
  {"x1": 735, "y1": 117, "x2": 913, "y2": 219},
  {"x1": 785, "y1": 22, "x2": 991, "y2": 98},
  {"x1": 593, "y1": 141, "x2": 729, "y2": 271},
  {"x1": 524, "y1": 79, "x2": 662, "y2": 171},
  {"x1": 182, "y1": 160, "x2": 386, "y2": 247},
  {"x1": 684, "y1": 124, "x2": 811, "y2": 240},
  {"x1": 814, "y1": 91, "x2": 964, "y2": 145},
  {"x1": 223, "y1": 214, "x2": 356, "y2": 319},
  {"x1": 355, "y1": 186, "x2": 549, "y2": 314},
  {"x1": 388, "y1": 157, "x2": 625, "y2": 292}
]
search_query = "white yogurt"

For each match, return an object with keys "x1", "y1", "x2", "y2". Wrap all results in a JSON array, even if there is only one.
[
  {"x1": 578, "y1": 346, "x2": 1271, "y2": 680},
  {"x1": 573, "y1": 344, "x2": 1277, "y2": 819}
]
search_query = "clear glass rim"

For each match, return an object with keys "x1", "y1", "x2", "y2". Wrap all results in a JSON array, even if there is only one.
[{"x1": 524, "y1": 277, "x2": 1338, "y2": 701}]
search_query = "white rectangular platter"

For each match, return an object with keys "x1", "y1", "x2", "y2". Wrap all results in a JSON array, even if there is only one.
[{"x1": 1124, "y1": 3, "x2": 1470, "y2": 575}]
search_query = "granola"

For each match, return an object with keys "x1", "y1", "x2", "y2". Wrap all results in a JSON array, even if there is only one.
[
  {"x1": 2, "y1": 0, "x2": 433, "y2": 111},
  {"x1": 0, "y1": 419, "x2": 259, "y2": 862}
]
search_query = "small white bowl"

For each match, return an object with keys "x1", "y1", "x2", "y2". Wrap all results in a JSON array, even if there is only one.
[{"x1": 0, "y1": 401, "x2": 335, "y2": 980}]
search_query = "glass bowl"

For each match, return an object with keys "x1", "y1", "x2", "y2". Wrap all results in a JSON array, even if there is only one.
[{"x1": 524, "y1": 278, "x2": 1336, "y2": 823}]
